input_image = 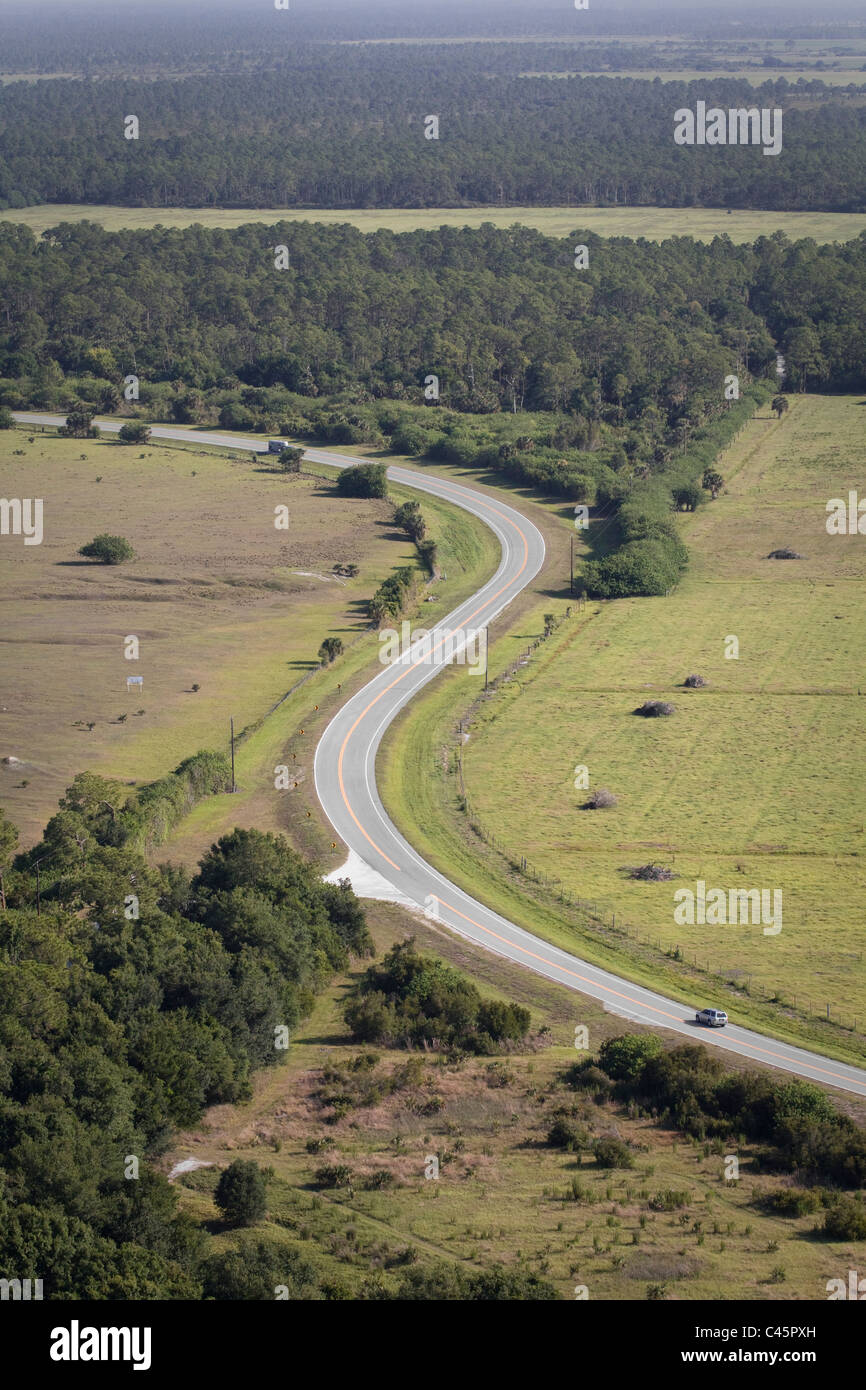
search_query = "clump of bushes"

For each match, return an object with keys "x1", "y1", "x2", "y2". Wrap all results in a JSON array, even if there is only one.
[
  {"x1": 368, "y1": 564, "x2": 417, "y2": 626},
  {"x1": 634, "y1": 700, "x2": 675, "y2": 717},
  {"x1": 315, "y1": 1164, "x2": 354, "y2": 1190},
  {"x1": 767, "y1": 548, "x2": 802, "y2": 560},
  {"x1": 78, "y1": 533, "x2": 135, "y2": 565},
  {"x1": 593, "y1": 1137, "x2": 634, "y2": 1169},
  {"x1": 563, "y1": 1062, "x2": 613, "y2": 1097},
  {"x1": 819, "y1": 1196, "x2": 866, "y2": 1241},
  {"x1": 649, "y1": 1189, "x2": 692, "y2": 1212},
  {"x1": 318, "y1": 636, "x2": 344, "y2": 665},
  {"x1": 683, "y1": 674, "x2": 707, "y2": 688},
  {"x1": 546, "y1": 1112, "x2": 591, "y2": 1151},
  {"x1": 763, "y1": 1188, "x2": 823, "y2": 1217},
  {"x1": 585, "y1": 1037, "x2": 866, "y2": 1191},
  {"x1": 343, "y1": 938, "x2": 531, "y2": 1054},
  {"x1": 335, "y1": 462, "x2": 388, "y2": 498}
]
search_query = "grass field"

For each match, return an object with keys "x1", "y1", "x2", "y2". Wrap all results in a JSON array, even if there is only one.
[
  {"x1": 0, "y1": 427, "x2": 494, "y2": 849},
  {"x1": 4, "y1": 205, "x2": 866, "y2": 244},
  {"x1": 378, "y1": 397, "x2": 866, "y2": 1062},
  {"x1": 164, "y1": 903, "x2": 866, "y2": 1301}
]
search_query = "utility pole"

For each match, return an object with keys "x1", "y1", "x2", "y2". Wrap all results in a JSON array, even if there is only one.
[
  {"x1": 230, "y1": 717, "x2": 236, "y2": 793},
  {"x1": 35, "y1": 858, "x2": 41, "y2": 916},
  {"x1": 484, "y1": 626, "x2": 489, "y2": 690},
  {"x1": 570, "y1": 535, "x2": 574, "y2": 596}
]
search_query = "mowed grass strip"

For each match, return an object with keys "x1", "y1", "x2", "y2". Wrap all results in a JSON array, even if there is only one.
[{"x1": 4, "y1": 204, "x2": 866, "y2": 244}]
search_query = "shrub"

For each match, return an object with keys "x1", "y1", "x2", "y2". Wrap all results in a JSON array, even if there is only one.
[
  {"x1": 214, "y1": 1159, "x2": 268, "y2": 1227},
  {"x1": 598, "y1": 1034, "x2": 663, "y2": 1082},
  {"x1": 634, "y1": 700, "x2": 675, "y2": 717},
  {"x1": 649, "y1": 1189, "x2": 691, "y2": 1212},
  {"x1": 315, "y1": 1164, "x2": 354, "y2": 1190},
  {"x1": 583, "y1": 537, "x2": 685, "y2": 599},
  {"x1": 820, "y1": 1197, "x2": 866, "y2": 1241},
  {"x1": 118, "y1": 421, "x2": 151, "y2": 444},
  {"x1": 593, "y1": 1137, "x2": 634, "y2": 1169},
  {"x1": 78, "y1": 534, "x2": 135, "y2": 565},
  {"x1": 683, "y1": 674, "x2": 707, "y2": 688},
  {"x1": 763, "y1": 1188, "x2": 822, "y2": 1217},
  {"x1": 546, "y1": 1115, "x2": 590, "y2": 1151},
  {"x1": 767, "y1": 548, "x2": 802, "y2": 560},
  {"x1": 276, "y1": 446, "x2": 303, "y2": 472},
  {"x1": 336, "y1": 463, "x2": 388, "y2": 498},
  {"x1": 564, "y1": 1063, "x2": 613, "y2": 1095},
  {"x1": 318, "y1": 636, "x2": 344, "y2": 665},
  {"x1": 0, "y1": 405, "x2": 13, "y2": 428}
]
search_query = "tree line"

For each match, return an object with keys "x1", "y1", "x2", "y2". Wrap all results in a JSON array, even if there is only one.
[{"x1": 2, "y1": 66, "x2": 866, "y2": 210}]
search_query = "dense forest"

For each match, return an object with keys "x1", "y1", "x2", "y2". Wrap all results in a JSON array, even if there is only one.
[{"x1": 2, "y1": 65, "x2": 866, "y2": 211}]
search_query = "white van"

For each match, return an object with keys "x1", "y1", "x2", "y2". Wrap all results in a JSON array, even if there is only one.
[{"x1": 267, "y1": 439, "x2": 291, "y2": 453}]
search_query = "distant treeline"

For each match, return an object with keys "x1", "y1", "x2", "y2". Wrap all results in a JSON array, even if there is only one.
[{"x1": 2, "y1": 67, "x2": 866, "y2": 210}]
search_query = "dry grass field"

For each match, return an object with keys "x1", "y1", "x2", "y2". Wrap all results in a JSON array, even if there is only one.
[{"x1": 0, "y1": 430, "x2": 422, "y2": 845}]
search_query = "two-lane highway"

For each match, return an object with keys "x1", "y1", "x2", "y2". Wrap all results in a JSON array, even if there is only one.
[{"x1": 13, "y1": 411, "x2": 866, "y2": 1096}]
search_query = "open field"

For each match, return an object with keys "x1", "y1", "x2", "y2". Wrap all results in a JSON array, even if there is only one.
[
  {"x1": 4, "y1": 204, "x2": 866, "y2": 244},
  {"x1": 377, "y1": 398, "x2": 866, "y2": 1062},
  {"x1": 0, "y1": 428, "x2": 493, "y2": 848},
  {"x1": 164, "y1": 903, "x2": 866, "y2": 1301}
]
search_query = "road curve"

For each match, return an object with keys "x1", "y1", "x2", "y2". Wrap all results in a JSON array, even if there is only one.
[{"x1": 15, "y1": 412, "x2": 866, "y2": 1096}]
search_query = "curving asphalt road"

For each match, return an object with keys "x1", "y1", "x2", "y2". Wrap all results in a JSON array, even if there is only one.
[{"x1": 14, "y1": 411, "x2": 866, "y2": 1096}]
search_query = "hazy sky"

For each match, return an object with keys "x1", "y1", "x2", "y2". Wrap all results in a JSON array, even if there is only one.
[{"x1": 0, "y1": 0, "x2": 858, "y2": 11}]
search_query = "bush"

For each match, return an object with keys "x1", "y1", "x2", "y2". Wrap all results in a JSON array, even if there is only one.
[
  {"x1": 118, "y1": 421, "x2": 151, "y2": 444},
  {"x1": 583, "y1": 537, "x2": 685, "y2": 599},
  {"x1": 763, "y1": 1188, "x2": 823, "y2": 1218},
  {"x1": 78, "y1": 534, "x2": 135, "y2": 565},
  {"x1": 214, "y1": 1160, "x2": 267, "y2": 1227},
  {"x1": 649, "y1": 1189, "x2": 691, "y2": 1212},
  {"x1": 336, "y1": 463, "x2": 388, "y2": 498},
  {"x1": 201, "y1": 1240, "x2": 318, "y2": 1300},
  {"x1": 318, "y1": 636, "x2": 344, "y2": 665},
  {"x1": 767, "y1": 548, "x2": 802, "y2": 560},
  {"x1": 547, "y1": 1115, "x2": 590, "y2": 1151},
  {"x1": 315, "y1": 1164, "x2": 354, "y2": 1190},
  {"x1": 564, "y1": 1062, "x2": 613, "y2": 1095},
  {"x1": 598, "y1": 1035, "x2": 663, "y2": 1082},
  {"x1": 635, "y1": 700, "x2": 676, "y2": 717},
  {"x1": 593, "y1": 1137, "x2": 634, "y2": 1169},
  {"x1": 683, "y1": 674, "x2": 707, "y2": 688},
  {"x1": 344, "y1": 938, "x2": 531, "y2": 1054},
  {"x1": 820, "y1": 1197, "x2": 866, "y2": 1241},
  {"x1": 277, "y1": 446, "x2": 303, "y2": 472},
  {"x1": 0, "y1": 404, "x2": 13, "y2": 428}
]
